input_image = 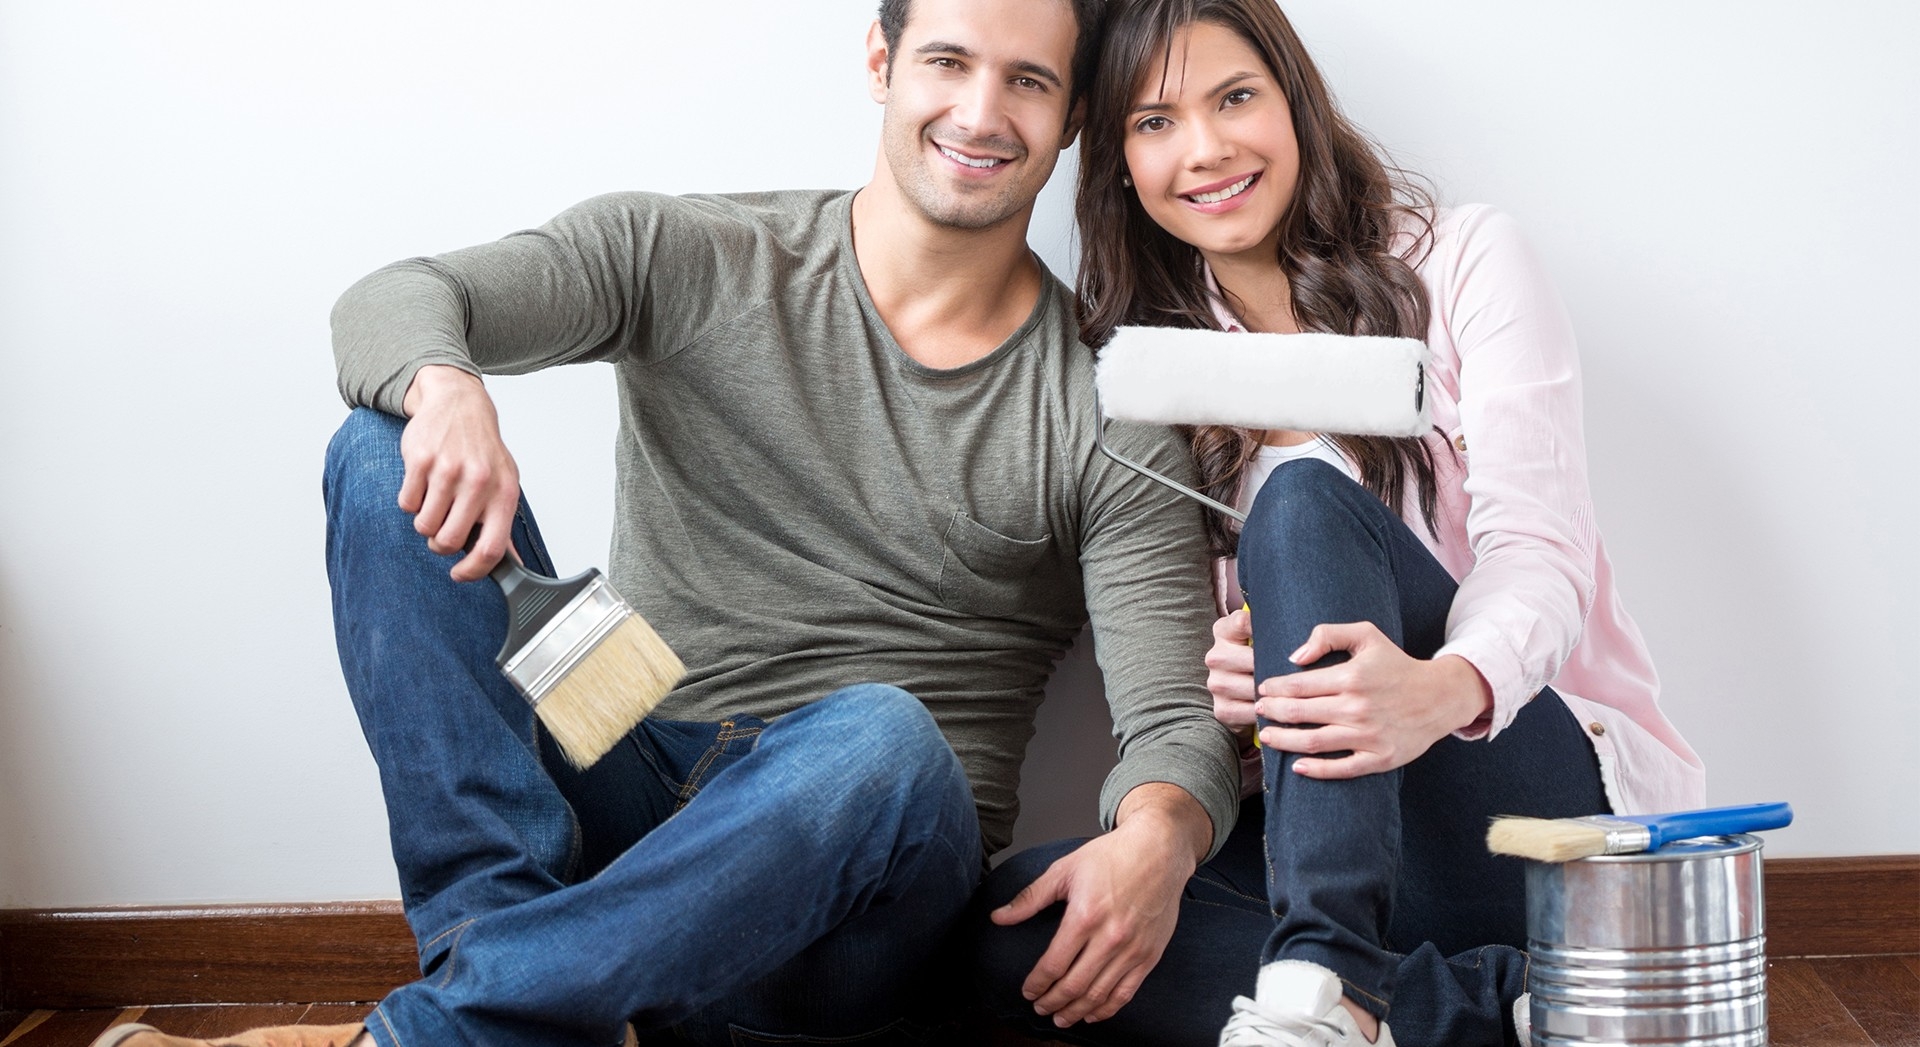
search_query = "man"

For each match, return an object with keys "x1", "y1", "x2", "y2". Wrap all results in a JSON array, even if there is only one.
[{"x1": 95, "y1": 0, "x2": 1239, "y2": 1044}]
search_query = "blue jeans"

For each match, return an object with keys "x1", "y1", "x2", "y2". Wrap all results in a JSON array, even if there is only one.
[
  {"x1": 324, "y1": 409, "x2": 984, "y2": 1047},
  {"x1": 972, "y1": 460, "x2": 1606, "y2": 1047}
]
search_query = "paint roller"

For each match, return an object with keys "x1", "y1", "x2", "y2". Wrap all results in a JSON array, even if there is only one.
[{"x1": 1092, "y1": 326, "x2": 1431, "y2": 520}]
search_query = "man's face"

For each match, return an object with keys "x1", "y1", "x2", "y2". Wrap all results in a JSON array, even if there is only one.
[{"x1": 868, "y1": 0, "x2": 1082, "y2": 231}]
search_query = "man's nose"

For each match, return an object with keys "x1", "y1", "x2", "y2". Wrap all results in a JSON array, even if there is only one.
[{"x1": 950, "y1": 76, "x2": 1014, "y2": 141}]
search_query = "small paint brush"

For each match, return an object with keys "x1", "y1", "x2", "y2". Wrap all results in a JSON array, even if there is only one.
[
  {"x1": 490, "y1": 556, "x2": 685, "y2": 769},
  {"x1": 1486, "y1": 802, "x2": 1794, "y2": 862}
]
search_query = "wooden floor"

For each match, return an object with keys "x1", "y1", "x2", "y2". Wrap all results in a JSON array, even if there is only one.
[{"x1": 3, "y1": 957, "x2": 1916, "y2": 1046}]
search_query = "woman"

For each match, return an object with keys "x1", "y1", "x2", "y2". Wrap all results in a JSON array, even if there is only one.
[{"x1": 974, "y1": 1, "x2": 1704, "y2": 1045}]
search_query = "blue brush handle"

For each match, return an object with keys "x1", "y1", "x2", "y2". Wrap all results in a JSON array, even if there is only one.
[{"x1": 1621, "y1": 803, "x2": 1794, "y2": 848}]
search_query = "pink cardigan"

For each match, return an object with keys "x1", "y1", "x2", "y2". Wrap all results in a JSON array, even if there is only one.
[{"x1": 1210, "y1": 205, "x2": 1704, "y2": 816}]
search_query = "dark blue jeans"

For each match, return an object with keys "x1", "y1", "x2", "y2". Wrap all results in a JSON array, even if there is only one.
[
  {"x1": 972, "y1": 460, "x2": 1606, "y2": 1047},
  {"x1": 325, "y1": 409, "x2": 984, "y2": 1047}
]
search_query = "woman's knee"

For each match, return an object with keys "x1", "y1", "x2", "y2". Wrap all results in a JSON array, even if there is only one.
[{"x1": 1239, "y1": 458, "x2": 1386, "y2": 565}]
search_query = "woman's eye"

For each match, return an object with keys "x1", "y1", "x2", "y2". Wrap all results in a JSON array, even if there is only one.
[
  {"x1": 1223, "y1": 88, "x2": 1254, "y2": 107},
  {"x1": 1133, "y1": 115, "x2": 1168, "y2": 134}
]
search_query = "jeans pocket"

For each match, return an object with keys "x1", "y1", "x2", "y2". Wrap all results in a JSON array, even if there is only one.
[{"x1": 726, "y1": 1018, "x2": 922, "y2": 1046}]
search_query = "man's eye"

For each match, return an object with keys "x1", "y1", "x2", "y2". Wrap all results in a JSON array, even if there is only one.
[{"x1": 1015, "y1": 76, "x2": 1043, "y2": 91}]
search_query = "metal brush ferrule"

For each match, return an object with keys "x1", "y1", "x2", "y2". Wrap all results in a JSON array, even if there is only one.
[
  {"x1": 1582, "y1": 816, "x2": 1654, "y2": 855},
  {"x1": 499, "y1": 575, "x2": 630, "y2": 707}
]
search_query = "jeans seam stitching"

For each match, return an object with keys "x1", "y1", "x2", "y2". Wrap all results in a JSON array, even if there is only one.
[
  {"x1": 1338, "y1": 976, "x2": 1389, "y2": 1010},
  {"x1": 418, "y1": 916, "x2": 475, "y2": 954},
  {"x1": 1193, "y1": 879, "x2": 1267, "y2": 906},
  {"x1": 374, "y1": 1005, "x2": 404, "y2": 1047},
  {"x1": 432, "y1": 920, "x2": 475, "y2": 989}
]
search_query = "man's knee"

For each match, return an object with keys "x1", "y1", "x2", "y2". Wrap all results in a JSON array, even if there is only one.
[
  {"x1": 966, "y1": 838, "x2": 1087, "y2": 1018},
  {"x1": 323, "y1": 407, "x2": 407, "y2": 514},
  {"x1": 804, "y1": 683, "x2": 956, "y2": 778},
  {"x1": 770, "y1": 685, "x2": 972, "y2": 835},
  {"x1": 979, "y1": 837, "x2": 1083, "y2": 910}
]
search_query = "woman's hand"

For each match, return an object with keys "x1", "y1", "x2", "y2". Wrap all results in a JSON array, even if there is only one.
[
  {"x1": 1255, "y1": 622, "x2": 1493, "y2": 778},
  {"x1": 1205, "y1": 608, "x2": 1257, "y2": 728}
]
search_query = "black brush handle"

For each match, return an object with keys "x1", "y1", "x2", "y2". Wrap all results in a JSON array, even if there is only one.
[{"x1": 486, "y1": 552, "x2": 599, "y2": 670}]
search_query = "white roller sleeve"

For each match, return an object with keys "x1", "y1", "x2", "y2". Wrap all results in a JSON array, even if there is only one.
[{"x1": 1095, "y1": 327, "x2": 1431, "y2": 437}]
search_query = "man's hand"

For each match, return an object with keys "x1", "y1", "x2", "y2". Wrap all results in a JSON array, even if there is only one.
[
  {"x1": 1206, "y1": 608, "x2": 1257, "y2": 728},
  {"x1": 990, "y1": 783, "x2": 1209, "y2": 1028},
  {"x1": 399, "y1": 364, "x2": 521, "y2": 581},
  {"x1": 1255, "y1": 622, "x2": 1493, "y2": 778}
]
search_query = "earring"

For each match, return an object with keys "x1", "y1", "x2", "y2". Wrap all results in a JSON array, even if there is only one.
[{"x1": 1121, "y1": 173, "x2": 1133, "y2": 188}]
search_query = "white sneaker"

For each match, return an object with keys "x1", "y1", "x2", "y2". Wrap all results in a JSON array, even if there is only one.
[
  {"x1": 1512, "y1": 992, "x2": 1532, "y2": 1045},
  {"x1": 1218, "y1": 961, "x2": 1396, "y2": 1047}
]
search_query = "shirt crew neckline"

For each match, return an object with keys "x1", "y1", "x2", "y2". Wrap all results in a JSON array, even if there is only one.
[{"x1": 834, "y1": 189, "x2": 1054, "y2": 381}]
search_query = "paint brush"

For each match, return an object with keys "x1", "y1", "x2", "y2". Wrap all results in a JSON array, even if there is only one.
[
  {"x1": 1092, "y1": 326, "x2": 1431, "y2": 520},
  {"x1": 1486, "y1": 802, "x2": 1794, "y2": 862},
  {"x1": 490, "y1": 555, "x2": 684, "y2": 769}
]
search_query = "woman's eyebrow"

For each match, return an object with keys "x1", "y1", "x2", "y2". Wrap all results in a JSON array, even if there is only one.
[{"x1": 1129, "y1": 71, "x2": 1263, "y2": 115}]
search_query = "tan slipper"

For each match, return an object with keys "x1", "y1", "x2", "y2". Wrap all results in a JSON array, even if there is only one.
[
  {"x1": 88, "y1": 1023, "x2": 368, "y2": 1047},
  {"x1": 90, "y1": 1026, "x2": 163, "y2": 1047}
]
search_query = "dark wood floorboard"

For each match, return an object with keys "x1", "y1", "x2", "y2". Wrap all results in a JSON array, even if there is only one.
[
  {"x1": 1771, "y1": 958, "x2": 1877, "y2": 1046},
  {"x1": 2, "y1": 1010, "x2": 130, "y2": 1047},
  {"x1": 1813, "y1": 955, "x2": 1920, "y2": 1047},
  {"x1": 3, "y1": 960, "x2": 1915, "y2": 1045}
]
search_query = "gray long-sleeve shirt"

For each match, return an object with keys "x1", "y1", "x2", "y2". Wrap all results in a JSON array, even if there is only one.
[{"x1": 332, "y1": 188, "x2": 1239, "y2": 856}]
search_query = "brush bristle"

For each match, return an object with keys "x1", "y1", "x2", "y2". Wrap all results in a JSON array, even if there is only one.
[
  {"x1": 1486, "y1": 816, "x2": 1613, "y2": 862},
  {"x1": 536, "y1": 613, "x2": 686, "y2": 770}
]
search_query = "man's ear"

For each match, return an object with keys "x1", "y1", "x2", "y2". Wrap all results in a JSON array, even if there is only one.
[
  {"x1": 866, "y1": 20, "x2": 892, "y2": 104},
  {"x1": 1061, "y1": 98, "x2": 1087, "y2": 149}
]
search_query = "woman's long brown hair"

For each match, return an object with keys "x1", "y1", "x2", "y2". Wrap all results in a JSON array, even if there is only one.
[{"x1": 1077, "y1": 0, "x2": 1441, "y2": 555}]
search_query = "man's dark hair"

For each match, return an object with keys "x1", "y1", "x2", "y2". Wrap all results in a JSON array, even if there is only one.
[{"x1": 877, "y1": 0, "x2": 1108, "y2": 108}]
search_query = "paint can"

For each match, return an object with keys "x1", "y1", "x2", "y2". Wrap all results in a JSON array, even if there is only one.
[{"x1": 1525, "y1": 834, "x2": 1767, "y2": 1046}]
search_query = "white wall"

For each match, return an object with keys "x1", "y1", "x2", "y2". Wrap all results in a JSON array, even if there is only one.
[{"x1": 0, "y1": 0, "x2": 1913, "y2": 909}]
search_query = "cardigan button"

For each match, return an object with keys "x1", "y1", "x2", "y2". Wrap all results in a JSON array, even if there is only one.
[
  {"x1": 1588, "y1": 722, "x2": 1606, "y2": 737},
  {"x1": 1453, "y1": 434, "x2": 1468, "y2": 452}
]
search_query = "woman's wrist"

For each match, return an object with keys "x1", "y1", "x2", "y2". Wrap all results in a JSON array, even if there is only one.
[{"x1": 1432, "y1": 654, "x2": 1495, "y2": 732}]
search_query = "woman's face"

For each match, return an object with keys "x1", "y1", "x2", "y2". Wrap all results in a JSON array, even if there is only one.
[{"x1": 1121, "y1": 20, "x2": 1300, "y2": 269}]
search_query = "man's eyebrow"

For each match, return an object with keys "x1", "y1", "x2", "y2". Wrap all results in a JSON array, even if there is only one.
[
  {"x1": 1128, "y1": 70, "x2": 1261, "y2": 115},
  {"x1": 913, "y1": 41, "x2": 1064, "y2": 89}
]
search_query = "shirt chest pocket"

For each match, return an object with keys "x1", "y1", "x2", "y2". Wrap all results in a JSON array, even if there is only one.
[{"x1": 938, "y1": 511, "x2": 1054, "y2": 618}]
